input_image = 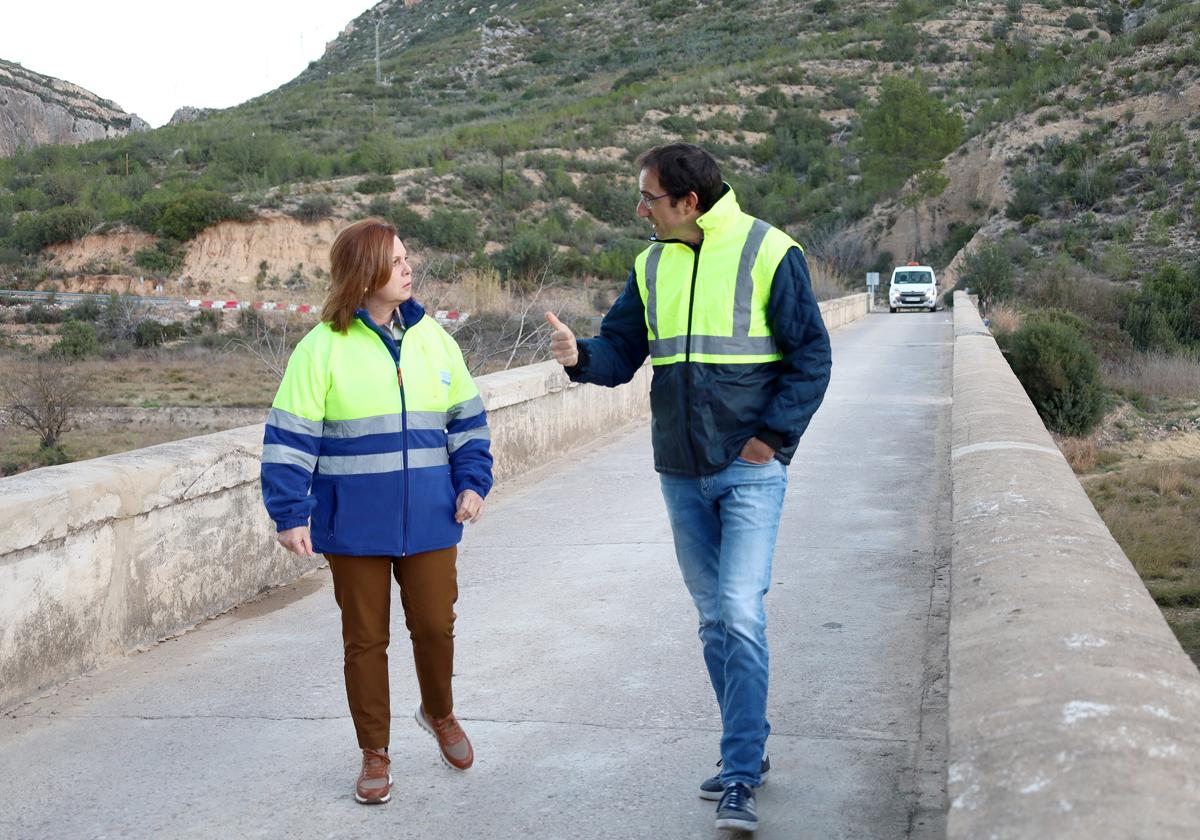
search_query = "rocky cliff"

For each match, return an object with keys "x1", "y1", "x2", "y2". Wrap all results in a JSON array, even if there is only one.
[{"x1": 0, "y1": 59, "x2": 148, "y2": 157}]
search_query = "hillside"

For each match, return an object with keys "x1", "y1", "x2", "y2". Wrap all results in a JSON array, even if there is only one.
[
  {"x1": 0, "y1": 59, "x2": 147, "y2": 158},
  {"x1": 0, "y1": 0, "x2": 1198, "y2": 308}
]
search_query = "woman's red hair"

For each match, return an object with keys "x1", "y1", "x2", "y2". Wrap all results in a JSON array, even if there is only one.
[{"x1": 322, "y1": 218, "x2": 396, "y2": 333}]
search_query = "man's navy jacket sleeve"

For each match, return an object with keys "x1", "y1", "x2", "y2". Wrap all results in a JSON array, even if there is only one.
[
  {"x1": 565, "y1": 270, "x2": 649, "y2": 387},
  {"x1": 756, "y1": 248, "x2": 832, "y2": 452}
]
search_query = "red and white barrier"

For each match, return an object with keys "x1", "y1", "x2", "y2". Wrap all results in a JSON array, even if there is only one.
[
  {"x1": 186, "y1": 300, "x2": 315, "y2": 312},
  {"x1": 185, "y1": 299, "x2": 468, "y2": 324}
]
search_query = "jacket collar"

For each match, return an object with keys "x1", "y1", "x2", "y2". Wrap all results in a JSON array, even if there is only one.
[
  {"x1": 696, "y1": 183, "x2": 739, "y2": 235},
  {"x1": 354, "y1": 298, "x2": 426, "y2": 331},
  {"x1": 647, "y1": 183, "x2": 739, "y2": 246}
]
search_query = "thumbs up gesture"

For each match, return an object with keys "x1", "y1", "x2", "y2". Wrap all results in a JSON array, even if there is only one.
[{"x1": 545, "y1": 311, "x2": 578, "y2": 367}]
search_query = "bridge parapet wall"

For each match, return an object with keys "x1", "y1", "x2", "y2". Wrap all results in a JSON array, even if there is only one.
[
  {"x1": 0, "y1": 293, "x2": 868, "y2": 712},
  {"x1": 949, "y1": 291, "x2": 1200, "y2": 837}
]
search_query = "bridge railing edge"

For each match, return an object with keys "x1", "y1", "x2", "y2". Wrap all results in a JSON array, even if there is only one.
[{"x1": 947, "y1": 291, "x2": 1200, "y2": 837}]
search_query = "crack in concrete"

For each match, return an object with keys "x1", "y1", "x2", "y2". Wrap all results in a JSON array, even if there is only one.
[{"x1": 5, "y1": 712, "x2": 917, "y2": 745}]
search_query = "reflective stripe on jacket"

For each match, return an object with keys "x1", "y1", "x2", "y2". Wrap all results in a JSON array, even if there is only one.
[
  {"x1": 567, "y1": 186, "x2": 832, "y2": 476},
  {"x1": 260, "y1": 299, "x2": 493, "y2": 556}
]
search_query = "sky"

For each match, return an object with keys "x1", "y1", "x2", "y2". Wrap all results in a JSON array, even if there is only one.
[{"x1": 1, "y1": 1, "x2": 379, "y2": 128}]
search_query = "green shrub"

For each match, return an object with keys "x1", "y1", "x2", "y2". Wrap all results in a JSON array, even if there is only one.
[
  {"x1": 52, "y1": 320, "x2": 102, "y2": 358},
  {"x1": 1122, "y1": 297, "x2": 1177, "y2": 352},
  {"x1": 130, "y1": 190, "x2": 249, "y2": 241},
  {"x1": 133, "y1": 318, "x2": 186, "y2": 347},
  {"x1": 354, "y1": 133, "x2": 405, "y2": 174},
  {"x1": 189, "y1": 309, "x2": 221, "y2": 334},
  {"x1": 290, "y1": 195, "x2": 335, "y2": 223},
  {"x1": 541, "y1": 166, "x2": 577, "y2": 199},
  {"x1": 67, "y1": 298, "x2": 104, "y2": 322},
  {"x1": 355, "y1": 175, "x2": 396, "y2": 194},
  {"x1": 460, "y1": 165, "x2": 502, "y2": 193},
  {"x1": 592, "y1": 237, "x2": 647, "y2": 280},
  {"x1": 134, "y1": 240, "x2": 185, "y2": 275},
  {"x1": 660, "y1": 114, "x2": 699, "y2": 134},
  {"x1": 957, "y1": 243, "x2": 1014, "y2": 308},
  {"x1": 740, "y1": 109, "x2": 772, "y2": 132},
  {"x1": 422, "y1": 209, "x2": 480, "y2": 250},
  {"x1": 10, "y1": 206, "x2": 99, "y2": 251},
  {"x1": 23, "y1": 303, "x2": 65, "y2": 324},
  {"x1": 1123, "y1": 261, "x2": 1200, "y2": 349},
  {"x1": 496, "y1": 229, "x2": 554, "y2": 281},
  {"x1": 364, "y1": 196, "x2": 391, "y2": 217},
  {"x1": 1100, "y1": 4, "x2": 1123, "y2": 34},
  {"x1": 877, "y1": 25, "x2": 919, "y2": 61},
  {"x1": 33, "y1": 445, "x2": 72, "y2": 467},
  {"x1": 1064, "y1": 12, "x2": 1089, "y2": 31},
  {"x1": 1006, "y1": 320, "x2": 1105, "y2": 436},
  {"x1": 385, "y1": 205, "x2": 426, "y2": 240},
  {"x1": 579, "y1": 175, "x2": 634, "y2": 226}
]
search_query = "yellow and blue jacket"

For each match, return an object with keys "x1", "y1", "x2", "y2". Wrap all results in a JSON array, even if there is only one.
[
  {"x1": 260, "y1": 299, "x2": 492, "y2": 556},
  {"x1": 566, "y1": 186, "x2": 831, "y2": 476}
]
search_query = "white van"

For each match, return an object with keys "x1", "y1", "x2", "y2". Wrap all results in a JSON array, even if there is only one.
[{"x1": 888, "y1": 264, "x2": 939, "y2": 312}]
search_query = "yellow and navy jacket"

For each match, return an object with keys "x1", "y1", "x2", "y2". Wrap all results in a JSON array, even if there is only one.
[
  {"x1": 260, "y1": 299, "x2": 492, "y2": 556},
  {"x1": 567, "y1": 186, "x2": 831, "y2": 476}
]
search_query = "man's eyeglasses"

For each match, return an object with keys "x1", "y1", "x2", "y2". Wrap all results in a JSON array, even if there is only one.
[{"x1": 639, "y1": 191, "x2": 670, "y2": 205}]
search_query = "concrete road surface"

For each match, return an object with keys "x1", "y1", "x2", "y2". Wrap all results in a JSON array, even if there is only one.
[{"x1": 0, "y1": 310, "x2": 952, "y2": 840}]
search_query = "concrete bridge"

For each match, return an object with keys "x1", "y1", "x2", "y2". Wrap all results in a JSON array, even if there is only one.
[{"x1": 1, "y1": 294, "x2": 1197, "y2": 839}]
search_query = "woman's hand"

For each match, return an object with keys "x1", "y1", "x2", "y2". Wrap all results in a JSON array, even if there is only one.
[
  {"x1": 278, "y1": 525, "x2": 314, "y2": 556},
  {"x1": 455, "y1": 489, "x2": 485, "y2": 524}
]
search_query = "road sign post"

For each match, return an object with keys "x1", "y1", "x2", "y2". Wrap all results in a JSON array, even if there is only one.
[{"x1": 866, "y1": 272, "x2": 880, "y2": 312}]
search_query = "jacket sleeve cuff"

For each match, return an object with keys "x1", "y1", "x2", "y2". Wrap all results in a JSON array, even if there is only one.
[
  {"x1": 455, "y1": 478, "x2": 491, "y2": 499},
  {"x1": 564, "y1": 342, "x2": 590, "y2": 380},
  {"x1": 756, "y1": 429, "x2": 787, "y2": 453},
  {"x1": 276, "y1": 518, "x2": 309, "y2": 532}
]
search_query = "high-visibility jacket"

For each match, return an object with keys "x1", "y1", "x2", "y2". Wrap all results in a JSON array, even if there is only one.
[
  {"x1": 260, "y1": 300, "x2": 492, "y2": 556},
  {"x1": 567, "y1": 186, "x2": 831, "y2": 476}
]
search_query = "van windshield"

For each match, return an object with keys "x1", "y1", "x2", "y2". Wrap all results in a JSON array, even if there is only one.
[{"x1": 894, "y1": 271, "x2": 933, "y2": 284}]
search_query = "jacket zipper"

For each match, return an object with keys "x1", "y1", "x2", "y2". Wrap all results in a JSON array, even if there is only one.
[
  {"x1": 364, "y1": 314, "x2": 409, "y2": 556},
  {"x1": 396, "y1": 331, "x2": 409, "y2": 557},
  {"x1": 683, "y1": 240, "x2": 702, "y2": 474}
]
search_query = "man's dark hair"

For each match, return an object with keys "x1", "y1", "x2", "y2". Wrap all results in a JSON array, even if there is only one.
[{"x1": 636, "y1": 143, "x2": 724, "y2": 212}]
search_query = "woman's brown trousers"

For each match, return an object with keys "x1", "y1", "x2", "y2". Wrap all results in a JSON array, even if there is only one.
[{"x1": 326, "y1": 547, "x2": 458, "y2": 749}]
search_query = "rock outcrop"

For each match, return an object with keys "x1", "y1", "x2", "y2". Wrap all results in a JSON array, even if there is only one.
[
  {"x1": 0, "y1": 58, "x2": 148, "y2": 157},
  {"x1": 167, "y1": 106, "x2": 214, "y2": 125}
]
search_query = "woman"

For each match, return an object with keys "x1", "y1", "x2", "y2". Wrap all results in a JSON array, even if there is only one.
[{"x1": 260, "y1": 218, "x2": 492, "y2": 805}]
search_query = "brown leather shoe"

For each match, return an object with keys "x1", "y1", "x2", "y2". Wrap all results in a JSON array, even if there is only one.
[
  {"x1": 355, "y1": 748, "x2": 392, "y2": 804},
  {"x1": 415, "y1": 706, "x2": 474, "y2": 770}
]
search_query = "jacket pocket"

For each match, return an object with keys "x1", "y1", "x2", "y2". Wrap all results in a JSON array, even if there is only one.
[{"x1": 327, "y1": 484, "x2": 339, "y2": 537}]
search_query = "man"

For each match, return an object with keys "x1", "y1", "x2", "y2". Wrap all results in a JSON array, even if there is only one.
[{"x1": 545, "y1": 143, "x2": 831, "y2": 833}]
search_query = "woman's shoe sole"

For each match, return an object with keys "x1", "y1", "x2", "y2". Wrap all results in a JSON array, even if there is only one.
[{"x1": 415, "y1": 707, "x2": 473, "y2": 771}]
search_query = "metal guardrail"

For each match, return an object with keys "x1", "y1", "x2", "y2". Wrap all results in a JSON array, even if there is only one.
[
  {"x1": 0, "y1": 289, "x2": 185, "y2": 308},
  {"x1": 0, "y1": 289, "x2": 469, "y2": 323}
]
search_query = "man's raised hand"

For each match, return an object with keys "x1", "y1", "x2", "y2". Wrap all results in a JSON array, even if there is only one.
[{"x1": 545, "y1": 311, "x2": 579, "y2": 367}]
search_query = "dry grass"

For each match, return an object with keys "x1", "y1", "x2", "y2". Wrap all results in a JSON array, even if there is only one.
[
  {"x1": 1056, "y1": 432, "x2": 1098, "y2": 473},
  {"x1": 985, "y1": 303, "x2": 1021, "y2": 336},
  {"x1": 1086, "y1": 459, "x2": 1200, "y2": 605},
  {"x1": 1133, "y1": 433, "x2": 1200, "y2": 464},
  {"x1": 0, "y1": 412, "x2": 261, "y2": 473},
  {"x1": 1104, "y1": 350, "x2": 1200, "y2": 400},
  {"x1": 807, "y1": 260, "x2": 853, "y2": 302},
  {"x1": 71, "y1": 351, "x2": 280, "y2": 408}
]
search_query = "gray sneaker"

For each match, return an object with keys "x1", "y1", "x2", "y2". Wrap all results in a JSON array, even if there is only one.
[
  {"x1": 715, "y1": 782, "x2": 758, "y2": 832},
  {"x1": 699, "y1": 755, "x2": 770, "y2": 800}
]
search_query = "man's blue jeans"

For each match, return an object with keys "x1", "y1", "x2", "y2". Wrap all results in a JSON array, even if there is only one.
[{"x1": 659, "y1": 456, "x2": 788, "y2": 787}]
